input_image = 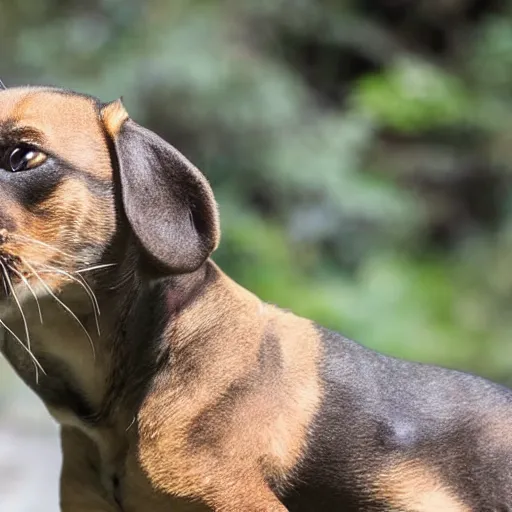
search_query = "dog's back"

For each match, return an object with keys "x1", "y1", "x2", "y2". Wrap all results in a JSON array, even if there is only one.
[{"x1": 282, "y1": 327, "x2": 512, "y2": 511}]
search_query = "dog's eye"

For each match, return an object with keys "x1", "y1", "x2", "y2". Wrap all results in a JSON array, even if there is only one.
[{"x1": 8, "y1": 147, "x2": 47, "y2": 172}]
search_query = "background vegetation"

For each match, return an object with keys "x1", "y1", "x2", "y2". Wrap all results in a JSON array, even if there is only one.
[{"x1": 3, "y1": 0, "x2": 512, "y2": 384}]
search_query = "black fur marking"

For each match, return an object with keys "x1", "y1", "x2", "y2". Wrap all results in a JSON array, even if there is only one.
[
  {"x1": 0, "y1": 123, "x2": 111, "y2": 212},
  {"x1": 279, "y1": 326, "x2": 512, "y2": 511},
  {"x1": 3, "y1": 163, "x2": 63, "y2": 209}
]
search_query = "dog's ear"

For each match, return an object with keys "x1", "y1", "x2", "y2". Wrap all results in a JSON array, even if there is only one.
[{"x1": 101, "y1": 99, "x2": 220, "y2": 274}]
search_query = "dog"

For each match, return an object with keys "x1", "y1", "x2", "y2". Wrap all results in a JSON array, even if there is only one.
[{"x1": 0, "y1": 83, "x2": 511, "y2": 512}]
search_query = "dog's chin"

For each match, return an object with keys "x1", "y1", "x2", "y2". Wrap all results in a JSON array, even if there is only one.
[
  {"x1": 0, "y1": 279, "x2": 46, "y2": 322},
  {"x1": 0, "y1": 271, "x2": 15, "y2": 312},
  {"x1": 0, "y1": 297, "x2": 19, "y2": 322}
]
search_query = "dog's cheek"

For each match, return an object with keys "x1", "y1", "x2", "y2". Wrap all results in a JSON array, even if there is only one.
[
  {"x1": 57, "y1": 180, "x2": 116, "y2": 257},
  {"x1": 21, "y1": 178, "x2": 115, "y2": 263},
  {"x1": 0, "y1": 199, "x2": 20, "y2": 235}
]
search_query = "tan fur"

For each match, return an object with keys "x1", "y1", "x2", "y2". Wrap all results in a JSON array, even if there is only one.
[
  {"x1": 137, "y1": 266, "x2": 322, "y2": 510},
  {"x1": 0, "y1": 87, "x2": 112, "y2": 178},
  {"x1": 0, "y1": 176, "x2": 115, "y2": 323},
  {"x1": 122, "y1": 449, "x2": 210, "y2": 512},
  {"x1": 375, "y1": 459, "x2": 471, "y2": 512},
  {"x1": 61, "y1": 426, "x2": 204, "y2": 511},
  {"x1": 101, "y1": 99, "x2": 129, "y2": 137},
  {"x1": 27, "y1": 178, "x2": 113, "y2": 250},
  {"x1": 61, "y1": 425, "x2": 205, "y2": 512}
]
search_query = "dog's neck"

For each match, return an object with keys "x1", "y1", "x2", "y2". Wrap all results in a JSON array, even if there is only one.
[
  {"x1": 1, "y1": 258, "x2": 319, "y2": 510},
  {"x1": 0, "y1": 259, "x2": 264, "y2": 432}
]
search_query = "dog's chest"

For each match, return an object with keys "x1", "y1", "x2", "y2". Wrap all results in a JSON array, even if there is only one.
[
  {"x1": 0, "y1": 314, "x2": 127, "y2": 502},
  {"x1": 0, "y1": 308, "x2": 204, "y2": 511},
  {"x1": 1, "y1": 298, "x2": 109, "y2": 412}
]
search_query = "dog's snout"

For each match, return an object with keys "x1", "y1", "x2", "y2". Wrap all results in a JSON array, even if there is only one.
[{"x1": 0, "y1": 210, "x2": 16, "y2": 235}]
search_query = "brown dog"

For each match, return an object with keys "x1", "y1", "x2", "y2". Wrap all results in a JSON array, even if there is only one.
[{"x1": 0, "y1": 84, "x2": 511, "y2": 511}]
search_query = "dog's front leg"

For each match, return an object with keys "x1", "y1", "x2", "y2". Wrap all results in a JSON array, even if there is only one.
[{"x1": 59, "y1": 427, "x2": 121, "y2": 512}]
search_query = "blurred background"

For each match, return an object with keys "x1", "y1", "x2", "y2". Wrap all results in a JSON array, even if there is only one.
[{"x1": 3, "y1": 0, "x2": 512, "y2": 509}]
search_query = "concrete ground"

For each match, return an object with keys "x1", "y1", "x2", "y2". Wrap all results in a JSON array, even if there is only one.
[{"x1": 0, "y1": 358, "x2": 61, "y2": 512}]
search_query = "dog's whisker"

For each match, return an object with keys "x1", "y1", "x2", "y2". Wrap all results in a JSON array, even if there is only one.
[
  {"x1": 107, "y1": 263, "x2": 135, "y2": 291},
  {"x1": 8, "y1": 264, "x2": 43, "y2": 324},
  {"x1": 75, "y1": 263, "x2": 118, "y2": 274},
  {"x1": 125, "y1": 416, "x2": 136, "y2": 432},
  {"x1": 75, "y1": 273, "x2": 102, "y2": 331},
  {"x1": 11, "y1": 233, "x2": 76, "y2": 260},
  {"x1": 0, "y1": 261, "x2": 40, "y2": 382},
  {"x1": 22, "y1": 259, "x2": 97, "y2": 361},
  {"x1": 68, "y1": 271, "x2": 102, "y2": 329},
  {"x1": 37, "y1": 264, "x2": 101, "y2": 336},
  {"x1": 1, "y1": 272, "x2": 8, "y2": 296}
]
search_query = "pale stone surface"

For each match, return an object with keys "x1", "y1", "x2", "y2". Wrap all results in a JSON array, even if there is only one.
[{"x1": 0, "y1": 358, "x2": 61, "y2": 512}]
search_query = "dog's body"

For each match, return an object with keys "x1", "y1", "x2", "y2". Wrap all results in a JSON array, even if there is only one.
[{"x1": 0, "y1": 86, "x2": 511, "y2": 512}]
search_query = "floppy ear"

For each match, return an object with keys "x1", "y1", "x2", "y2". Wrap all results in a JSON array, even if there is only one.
[{"x1": 101, "y1": 100, "x2": 220, "y2": 274}]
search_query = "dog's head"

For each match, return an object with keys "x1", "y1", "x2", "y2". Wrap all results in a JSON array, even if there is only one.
[{"x1": 0, "y1": 85, "x2": 220, "y2": 304}]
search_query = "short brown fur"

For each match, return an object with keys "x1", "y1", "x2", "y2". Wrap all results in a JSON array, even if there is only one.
[
  {"x1": 0, "y1": 88, "x2": 112, "y2": 178},
  {"x1": 101, "y1": 99, "x2": 129, "y2": 138},
  {"x1": 375, "y1": 460, "x2": 471, "y2": 512},
  {"x1": 137, "y1": 271, "x2": 321, "y2": 510}
]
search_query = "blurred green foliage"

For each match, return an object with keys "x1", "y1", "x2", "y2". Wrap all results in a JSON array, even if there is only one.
[{"x1": 2, "y1": 0, "x2": 512, "y2": 384}]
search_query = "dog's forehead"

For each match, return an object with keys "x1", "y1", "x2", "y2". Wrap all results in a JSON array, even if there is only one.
[
  {"x1": 0, "y1": 87, "x2": 100, "y2": 131},
  {"x1": 0, "y1": 87, "x2": 111, "y2": 176}
]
